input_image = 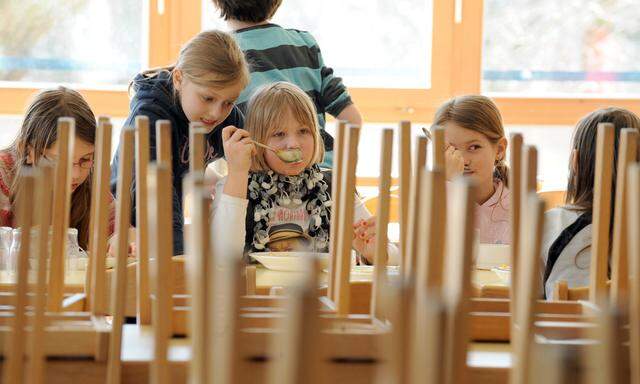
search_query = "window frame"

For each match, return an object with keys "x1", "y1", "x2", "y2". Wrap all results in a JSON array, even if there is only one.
[
  {"x1": 1, "y1": 0, "x2": 638, "y2": 125},
  {"x1": 0, "y1": 0, "x2": 202, "y2": 117}
]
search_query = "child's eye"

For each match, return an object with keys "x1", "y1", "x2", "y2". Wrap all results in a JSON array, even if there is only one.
[
  {"x1": 468, "y1": 145, "x2": 481, "y2": 151},
  {"x1": 299, "y1": 128, "x2": 310, "y2": 135},
  {"x1": 273, "y1": 131, "x2": 285, "y2": 138},
  {"x1": 201, "y1": 95, "x2": 214, "y2": 102}
]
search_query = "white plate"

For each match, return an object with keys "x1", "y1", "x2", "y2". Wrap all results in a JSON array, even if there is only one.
[
  {"x1": 249, "y1": 252, "x2": 330, "y2": 272},
  {"x1": 491, "y1": 267, "x2": 511, "y2": 284}
]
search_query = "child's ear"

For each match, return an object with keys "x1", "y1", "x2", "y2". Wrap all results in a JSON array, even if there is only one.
[
  {"x1": 172, "y1": 69, "x2": 183, "y2": 91},
  {"x1": 496, "y1": 137, "x2": 508, "y2": 161},
  {"x1": 570, "y1": 149, "x2": 579, "y2": 173}
]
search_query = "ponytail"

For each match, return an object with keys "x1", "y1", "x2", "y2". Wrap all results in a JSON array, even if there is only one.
[{"x1": 493, "y1": 158, "x2": 509, "y2": 187}]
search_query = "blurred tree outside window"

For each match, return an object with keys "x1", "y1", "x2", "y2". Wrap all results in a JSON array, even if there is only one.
[
  {"x1": 0, "y1": 0, "x2": 146, "y2": 87},
  {"x1": 483, "y1": 0, "x2": 640, "y2": 95}
]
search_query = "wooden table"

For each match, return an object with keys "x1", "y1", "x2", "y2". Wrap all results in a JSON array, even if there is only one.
[
  {"x1": 17, "y1": 324, "x2": 510, "y2": 384},
  {"x1": 0, "y1": 264, "x2": 508, "y2": 315}
]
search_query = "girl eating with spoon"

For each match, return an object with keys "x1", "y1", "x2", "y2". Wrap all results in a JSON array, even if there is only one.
[{"x1": 211, "y1": 81, "x2": 398, "y2": 264}]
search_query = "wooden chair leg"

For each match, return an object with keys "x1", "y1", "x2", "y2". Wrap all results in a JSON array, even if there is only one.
[
  {"x1": 48, "y1": 118, "x2": 75, "y2": 311},
  {"x1": 371, "y1": 128, "x2": 393, "y2": 321},
  {"x1": 328, "y1": 121, "x2": 347, "y2": 302}
]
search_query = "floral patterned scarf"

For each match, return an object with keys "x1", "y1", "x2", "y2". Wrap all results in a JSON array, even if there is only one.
[{"x1": 247, "y1": 165, "x2": 332, "y2": 252}]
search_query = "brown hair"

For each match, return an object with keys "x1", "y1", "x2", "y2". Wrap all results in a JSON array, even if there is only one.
[
  {"x1": 244, "y1": 82, "x2": 324, "y2": 172},
  {"x1": 432, "y1": 95, "x2": 508, "y2": 186},
  {"x1": 6, "y1": 86, "x2": 96, "y2": 249},
  {"x1": 211, "y1": 0, "x2": 282, "y2": 23},
  {"x1": 132, "y1": 30, "x2": 249, "y2": 96},
  {"x1": 565, "y1": 107, "x2": 640, "y2": 212}
]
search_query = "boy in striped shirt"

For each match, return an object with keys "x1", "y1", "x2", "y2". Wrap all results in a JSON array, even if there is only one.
[{"x1": 211, "y1": 0, "x2": 363, "y2": 167}]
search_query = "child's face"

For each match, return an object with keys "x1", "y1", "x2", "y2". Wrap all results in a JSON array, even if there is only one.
[
  {"x1": 173, "y1": 71, "x2": 244, "y2": 132},
  {"x1": 264, "y1": 109, "x2": 315, "y2": 176},
  {"x1": 443, "y1": 122, "x2": 506, "y2": 187},
  {"x1": 34, "y1": 138, "x2": 95, "y2": 192}
]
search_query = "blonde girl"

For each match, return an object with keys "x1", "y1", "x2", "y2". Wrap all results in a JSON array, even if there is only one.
[
  {"x1": 110, "y1": 30, "x2": 250, "y2": 255},
  {"x1": 212, "y1": 81, "x2": 397, "y2": 264}
]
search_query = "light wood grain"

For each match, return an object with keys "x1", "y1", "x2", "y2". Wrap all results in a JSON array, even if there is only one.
[
  {"x1": 135, "y1": 116, "x2": 151, "y2": 324},
  {"x1": 626, "y1": 164, "x2": 640, "y2": 384},
  {"x1": 3, "y1": 171, "x2": 35, "y2": 384},
  {"x1": 611, "y1": 128, "x2": 638, "y2": 308},
  {"x1": 149, "y1": 164, "x2": 174, "y2": 384},
  {"x1": 590, "y1": 123, "x2": 615, "y2": 305},
  {"x1": 405, "y1": 136, "x2": 427, "y2": 281},
  {"x1": 328, "y1": 121, "x2": 347, "y2": 301},
  {"x1": 106, "y1": 128, "x2": 135, "y2": 384},
  {"x1": 371, "y1": 129, "x2": 393, "y2": 320},
  {"x1": 189, "y1": 122, "x2": 207, "y2": 173},
  {"x1": 90, "y1": 119, "x2": 113, "y2": 315},
  {"x1": 443, "y1": 178, "x2": 475, "y2": 384},
  {"x1": 155, "y1": 120, "x2": 172, "y2": 166},
  {"x1": 85, "y1": 116, "x2": 111, "y2": 309},
  {"x1": 185, "y1": 179, "x2": 213, "y2": 384},
  {"x1": 336, "y1": 125, "x2": 361, "y2": 316},
  {"x1": 510, "y1": 193, "x2": 545, "y2": 384},
  {"x1": 48, "y1": 118, "x2": 75, "y2": 311},
  {"x1": 398, "y1": 121, "x2": 412, "y2": 274},
  {"x1": 28, "y1": 164, "x2": 54, "y2": 384},
  {"x1": 508, "y1": 133, "x2": 523, "y2": 309}
]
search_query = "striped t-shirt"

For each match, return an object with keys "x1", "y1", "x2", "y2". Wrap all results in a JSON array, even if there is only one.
[{"x1": 234, "y1": 23, "x2": 353, "y2": 150}]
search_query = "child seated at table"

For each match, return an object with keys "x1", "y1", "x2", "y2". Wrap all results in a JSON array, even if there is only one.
[
  {"x1": 0, "y1": 86, "x2": 116, "y2": 250},
  {"x1": 541, "y1": 107, "x2": 640, "y2": 298},
  {"x1": 434, "y1": 95, "x2": 510, "y2": 245},
  {"x1": 211, "y1": 81, "x2": 398, "y2": 265}
]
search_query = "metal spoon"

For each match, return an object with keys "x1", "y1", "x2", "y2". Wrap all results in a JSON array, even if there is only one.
[
  {"x1": 251, "y1": 141, "x2": 303, "y2": 163},
  {"x1": 421, "y1": 127, "x2": 432, "y2": 141}
]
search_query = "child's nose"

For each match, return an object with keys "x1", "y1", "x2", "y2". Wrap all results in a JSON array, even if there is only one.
[
  {"x1": 284, "y1": 135, "x2": 301, "y2": 149},
  {"x1": 71, "y1": 165, "x2": 83, "y2": 181},
  {"x1": 208, "y1": 102, "x2": 224, "y2": 120}
]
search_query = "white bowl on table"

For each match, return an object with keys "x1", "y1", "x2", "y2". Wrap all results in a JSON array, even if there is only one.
[
  {"x1": 249, "y1": 252, "x2": 330, "y2": 272},
  {"x1": 475, "y1": 243, "x2": 510, "y2": 270}
]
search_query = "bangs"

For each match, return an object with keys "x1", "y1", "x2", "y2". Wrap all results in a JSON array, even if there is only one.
[{"x1": 246, "y1": 82, "x2": 324, "y2": 172}]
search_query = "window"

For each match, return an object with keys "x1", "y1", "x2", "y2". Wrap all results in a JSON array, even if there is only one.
[
  {"x1": 202, "y1": 0, "x2": 433, "y2": 89},
  {"x1": 483, "y1": 0, "x2": 640, "y2": 96},
  {"x1": 0, "y1": 0, "x2": 147, "y2": 89}
]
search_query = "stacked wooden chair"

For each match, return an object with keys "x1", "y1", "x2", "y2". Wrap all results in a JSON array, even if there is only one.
[
  {"x1": 1, "y1": 117, "x2": 136, "y2": 383},
  {"x1": 3, "y1": 114, "x2": 637, "y2": 383}
]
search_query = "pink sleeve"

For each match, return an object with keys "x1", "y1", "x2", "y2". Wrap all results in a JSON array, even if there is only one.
[{"x1": 0, "y1": 151, "x2": 16, "y2": 227}]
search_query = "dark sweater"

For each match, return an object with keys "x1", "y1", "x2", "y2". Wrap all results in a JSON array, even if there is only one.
[{"x1": 110, "y1": 70, "x2": 244, "y2": 255}]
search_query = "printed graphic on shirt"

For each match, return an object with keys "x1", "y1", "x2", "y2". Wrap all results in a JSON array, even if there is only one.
[{"x1": 266, "y1": 202, "x2": 313, "y2": 252}]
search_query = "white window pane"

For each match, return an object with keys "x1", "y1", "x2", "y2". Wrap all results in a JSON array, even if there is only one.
[
  {"x1": 483, "y1": 0, "x2": 640, "y2": 96},
  {"x1": 0, "y1": 0, "x2": 147, "y2": 88},
  {"x1": 202, "y1": 0, "x2": 432, "y2": 89}
]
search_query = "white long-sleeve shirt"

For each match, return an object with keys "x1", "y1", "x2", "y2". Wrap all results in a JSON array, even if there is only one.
[{"x1": 211, "y1": 178, "x2": 399, "y2": 265}]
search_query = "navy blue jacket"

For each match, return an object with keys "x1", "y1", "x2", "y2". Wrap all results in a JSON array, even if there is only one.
[{"x1": 110, "y1": 70, "x2": 244, "y2": 255}]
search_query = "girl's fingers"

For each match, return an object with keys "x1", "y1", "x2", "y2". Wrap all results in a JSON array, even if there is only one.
[
  {"x1": 222, "y1": 125, "x2": 238, "y2": 141},
  {"x1": 229, "y1": 128, "x2": 250, "y2": 142},
  {"x1": 238, "y1": 137, "x2": 254, "y2": 145}
]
